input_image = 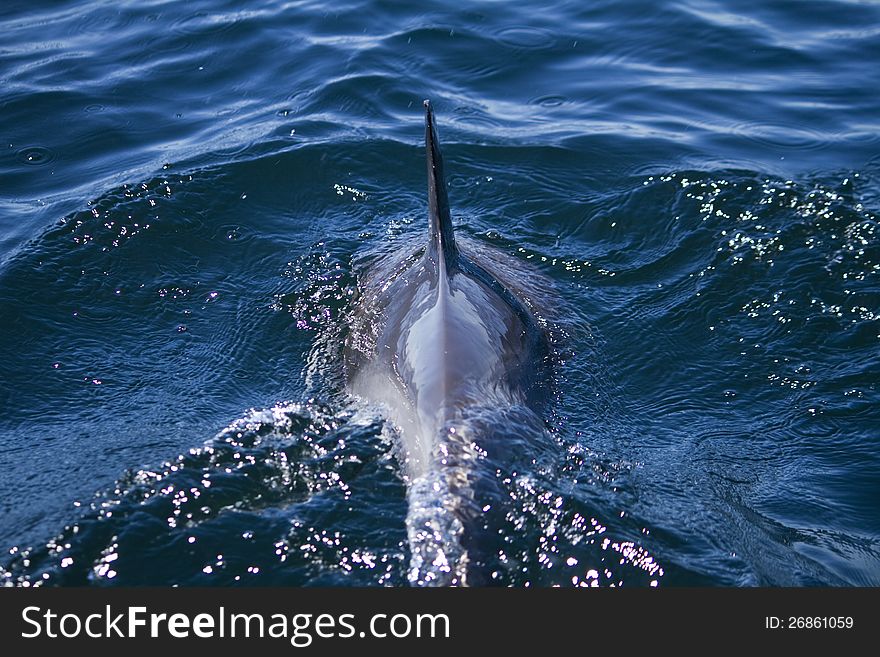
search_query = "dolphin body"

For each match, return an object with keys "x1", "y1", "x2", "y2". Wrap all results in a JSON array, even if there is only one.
[{"x1": 344, "y1": 101, "x2": 551, "y2": 585}]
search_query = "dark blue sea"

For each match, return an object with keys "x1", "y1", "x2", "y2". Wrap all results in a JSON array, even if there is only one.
[{"x1": 1, "y1": 0, "x2": 878, "y2": 587}]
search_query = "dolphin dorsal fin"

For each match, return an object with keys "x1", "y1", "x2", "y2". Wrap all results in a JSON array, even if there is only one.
[{"x1": 424, "y1": 100, "x2": 458, "y2": 270}]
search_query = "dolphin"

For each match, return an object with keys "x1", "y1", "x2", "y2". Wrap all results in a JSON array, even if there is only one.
[{"x1": 344, "y1": 100, "x2": 552, "y2": 585}]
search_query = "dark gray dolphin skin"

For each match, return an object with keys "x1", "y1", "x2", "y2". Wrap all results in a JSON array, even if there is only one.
[{"x1": 344, "y1": 100, "x2": 551, "y2": 585}]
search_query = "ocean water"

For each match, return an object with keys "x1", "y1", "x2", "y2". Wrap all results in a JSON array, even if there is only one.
[{"x1": 1, "y1": 0, "x2": 878, "y2": 586}]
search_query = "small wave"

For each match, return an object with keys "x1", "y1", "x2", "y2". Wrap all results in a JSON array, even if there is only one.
[
  {"x1": 731, "y1": 121, "x2": 831, "y2": 151},
  {"x1": 0, "y1": 401, "x2": 408, "y2": 587}
]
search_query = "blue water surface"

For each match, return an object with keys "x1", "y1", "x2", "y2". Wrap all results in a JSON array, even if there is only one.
[{"x1": 1, "y1": 0, "x2": 878, "y2": 586}]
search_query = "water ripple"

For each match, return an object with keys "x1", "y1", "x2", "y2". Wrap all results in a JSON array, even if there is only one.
[
  {"x1": 15, "y1": 145, "x2": 55, "y2": 166},
  {"x1": 495, "y1": 26, "x2": 556, "y2": 50}
]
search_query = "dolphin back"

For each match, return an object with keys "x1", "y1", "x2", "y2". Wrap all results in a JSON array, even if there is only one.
[{"x1": 344, "y1": 101, "x2": 553, "y2": 585}]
